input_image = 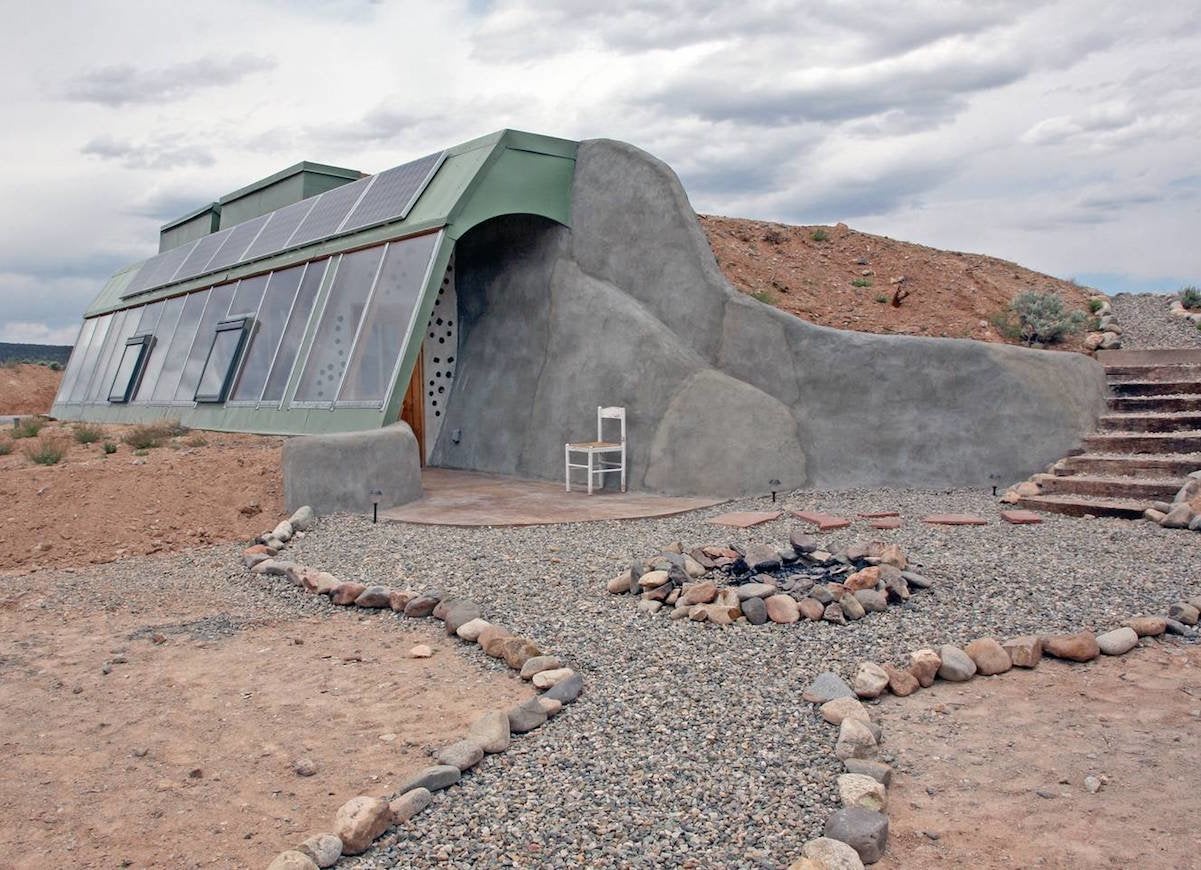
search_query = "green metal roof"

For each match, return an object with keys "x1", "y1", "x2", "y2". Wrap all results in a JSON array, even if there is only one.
[
  {"x1": 216, "y1": 161, "x2": 364, "y2": 206},
  {"x1": 88, "y1": 129, "x2": 577, "y2": 318}
]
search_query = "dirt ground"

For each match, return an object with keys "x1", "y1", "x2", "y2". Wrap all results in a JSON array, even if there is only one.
[
  {"x1": 0, "y1": 363, "x2": 62, "y2": 414},
  {"x1": 0, "y1": 420, "x2": 283, "y2": 573},
  {"x1": 700, "y1": 216, "x2": 1095, "y2": 350},
  {"x1": 0, "y1": 565, "x2": 530, "y2": 870},
  {"x1": 878, "y1": 642, "x2": 1201, "y2": 868}
]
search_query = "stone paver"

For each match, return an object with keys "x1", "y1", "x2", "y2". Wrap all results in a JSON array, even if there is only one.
[
  {"x1": 1000, "y1": 509, "x2": 1044, "y2": 525},
  {"x1": 793, "y1": 510, "x2": 852, "y2": 531},
  {"x1": 921, "y1": 514, "x2": 988, "y2": 526},
  {"x1": 708, "y1": 510, "x2": 784, "y2": 528}
]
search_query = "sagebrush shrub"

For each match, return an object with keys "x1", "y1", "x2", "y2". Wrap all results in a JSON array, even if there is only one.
[{"x1": 1009, "y1": 291, "x2": 1086, "y2": 344}]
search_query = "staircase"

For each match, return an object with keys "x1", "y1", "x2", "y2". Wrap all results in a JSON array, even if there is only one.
[{"x1": 1018, "y1": 349, "x2": 1201, "y2": 518}]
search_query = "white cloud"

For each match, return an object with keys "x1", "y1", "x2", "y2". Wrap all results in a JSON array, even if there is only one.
[{"x1": 0, "y1": 322, "x2": 81, "y2": 345}]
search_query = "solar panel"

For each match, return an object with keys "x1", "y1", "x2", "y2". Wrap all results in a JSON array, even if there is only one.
[
  {"x1": 340, "y1": 151, "x2": 443, "y2": 233},
  {"x1": 124, "y1": 239, "x2": 201, "y2": 295},
  {"x1": 240, "y1": 197, "x2": 319, "y2": 263},
  {"x1": 174, "y1": 227, "x2": 236, "y2": 282},
  {"x1": 204, "y1": 214, "x2": 271, "y2": 272},
  {"x1": 285, "y1": 176, "x2": 374, "y2": 249}
]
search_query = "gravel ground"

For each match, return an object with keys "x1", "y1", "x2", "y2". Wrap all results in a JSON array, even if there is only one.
[
  {"x1": 1109, "y1": 292, "x2": 1201, "y2": 349},
  {"x1": 257, "y1": 488, "x2": 1201, "y2": 870}
]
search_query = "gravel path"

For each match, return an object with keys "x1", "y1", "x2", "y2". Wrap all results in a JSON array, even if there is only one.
[
  {"x1": 262, "y1": 488, "x2": 1200, "y2": 869},
  {"x1": 1109, "y1": 292, "x2": 1201, "y2": 349}
]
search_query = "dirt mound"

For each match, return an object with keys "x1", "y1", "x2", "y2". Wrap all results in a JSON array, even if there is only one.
[
  {"x1": 0, "y1": 421, "x2": 283, "y2": 573},
  {"x1": 0, "y1": 364, "x2": 62, "y2": 415},
  {"x1": 700, "y1": 216, "x2": 1094, "y2": 351}
]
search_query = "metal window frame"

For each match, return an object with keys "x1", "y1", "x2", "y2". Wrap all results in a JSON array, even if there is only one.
[
  {"x1": 107, "y1": 334, "x2": 154, "y2": 404},
  {"x1": 222, "y1": 272, "x2": 275, "y2": 407},
  {"x1": 132, "y1": 295, "x2": 186, "y2": 404},
  {"x1": 325, "y1": 241, "x2": 393, "y2": 409},
  {"x1": 193, "y1": 316, "x2": 253, "y2": 404},
  {"x1": 258, "y1": 260, "x2": 319, "y2": 409}
]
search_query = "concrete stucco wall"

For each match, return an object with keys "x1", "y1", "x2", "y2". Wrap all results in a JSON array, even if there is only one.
[
  {"x1": 283, "y1": 423, "x2": 422, "y2": 514},
  {"x1": 430, "y1": 140, "x2": 1107, "y2": 496}
]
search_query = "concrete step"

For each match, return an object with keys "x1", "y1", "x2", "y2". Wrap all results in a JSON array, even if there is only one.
[
  {"x1": 1083, "y1": 431, "x2": 1201, "y2": 454},
  {"x1": 1058, "y1": 452, "x2": 1201, "y2": 477},
  {"x1": 1097, "y1": 412, "x2": 1201, "y2": 433},
  {"x1": 1103, "y1": 364, "x2": 1201, "y2": 382},
  {"x1": 1108, "y1": 394, "x2": 1201, "y2": 413},
  {"x1": 1037, "y1": 474, "x2": 1182, "y2": 500},
  {"x1": 1016, "y1": 493, "x2": 1150, "y2": 519},
  {"x1": 1109, "y1": 379, "x2": 1201, "y2": 397}
]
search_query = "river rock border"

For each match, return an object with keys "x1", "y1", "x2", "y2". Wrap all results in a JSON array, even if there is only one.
[
  {"x1": 1169, "y1": 293, "x2": 1201, "y2": 326},
  {"x1": 606, "y1": 534, "x2": 932, "y2": 627},
  {"x1": 242, "y1": 507, "x2": 585, "y2": 870},
  {"x1": 1083, "y1": 293, "x2": 1122, "y2": 352},
  {"x1": 790, "y1": 602, "x2": 1200, "y2": 867},
  {"x1": 1143, "y1": 469, "x2": 1201, "y2": 531}
]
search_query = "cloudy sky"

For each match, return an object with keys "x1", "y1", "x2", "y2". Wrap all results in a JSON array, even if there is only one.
[{"x1": 1, "y1": 0, "x2": 1198, "y2": 345}]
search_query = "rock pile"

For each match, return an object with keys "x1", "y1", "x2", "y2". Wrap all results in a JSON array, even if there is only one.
[
  {"x1": 1143, "y1": 470, "x2": 1201, "y2": 532},
  {"x1": 243, "y1": 507, "x2": 584, "y2": 870},
  {"x1": 1169, "y1": 293, "x2": 1201, "y2": 326},
  {"x1": 607, "y1": 532, "x2": 932, "y2": 628},
  {"x1": 1083, "y1": 293, "x2": 1123, "y2": 352}
]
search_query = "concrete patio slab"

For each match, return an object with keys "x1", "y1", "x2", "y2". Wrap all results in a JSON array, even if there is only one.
[{"x1": 382, "y1": 468, "x2": 724, "y2": 527}]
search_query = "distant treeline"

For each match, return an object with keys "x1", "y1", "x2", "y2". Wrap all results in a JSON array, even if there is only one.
[{"x1": 0, "y1": 342, "x2": 73, "y2": 365}]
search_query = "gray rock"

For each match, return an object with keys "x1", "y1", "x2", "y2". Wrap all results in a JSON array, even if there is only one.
[
  {"x1": 741, "y1": 596, "x2": 768, "y2": 625},
  {"x1": 743, "y1": 543, "x2": 782, "y2": 572},
  {"x1": 390, "y1": 786, "x2": 432, "y2": 822},
  {"x1": 508, "y1": 697, "x2": 549, "y2": 733},
  {"x1": 803, "y1": 671, "x2": 855, "y2": 703},
  {"x1": 268, "y1": 851, "x2": 320, "y2": 870},
  {"x1": 1168, "y1": 602, "x2": 1200, "y2": 625},
  {"x1": 854, "y1": 589, "x2": 888, "y2": 613},
  {"x1": 542, "y1": 672, "x2": 583, "y2": 704},
  {"x1": 397, "y1": 764, "x2": 461, "y2": 794},
  {"x1": 296, "y1": 833, "x2": 342, "y2": 868},
  {"x1": 937, "y1": 644, "x2": 977, "y2": 681},
  {"x1": 736, "y1": 582, "x2": 777, "y2": 600},
  {"x1": 801, "y1": 836, "x2": 867, "y2": 869},
  {"x1": 843, "y1": 758, "x2": 893, "y2": 788},
  {"x1": 810, "y1": 585, "x2": 834, "y2": 605},
  {"x1": 1165, "y1": 618, "x2": 1198, "y2": 637},
  {"x1": 823, "y1": 602, "x2": 847, "y2": 624},
  {"x1": 900, "y1": 570, "x2": 933, "y2": 589},
  {"x1": 354, "y1": 586, "x2": 392, "y2": 608},
  {"x1": 289, "y1": 505, "x2": 316, "y2": 531},
  {"x1": 834, "y1": 718, "x2": 878, "y2": 761},
  {"x1": 1161, "y1": 503, "x2": 1194, "y2": 529},
  {"x1": 272, "y1": 520, "x2": 294, "y2": 542},
  {"x1": 841, "y1": 594, "x2": 866, "y2": 621},
  {"x1": 790, "y1": 530, "x2": 819, "y2": 552},
  {"x1": 468, "y1": 710, "x2": 511, "y2": 753},
  {"x1": 434, "y1": 739, "x2": 485, "y2": 772},
  {"x1": 444, "y1": 600, "x2": 483, "y2": 635},
  {"x1": 1096, "y1": 626, "x2": 1138, "y2": 656},
  {"x1": 1190, "y1": 515, "x2": 1201, "y2": 532},
  {"x1": 519, "y1": 655, "x2": 563, "y2": 680},
  {"x1": 403, "y1": 595, "x2": 439, "y2": 618},
  {"x1": 823, "y1": 807, "x2": 889, "y2": 864}
]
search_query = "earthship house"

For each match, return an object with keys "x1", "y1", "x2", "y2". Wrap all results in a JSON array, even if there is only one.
[{"x1": 51, "y1": 129, "x2": 1107, "y2": 511}]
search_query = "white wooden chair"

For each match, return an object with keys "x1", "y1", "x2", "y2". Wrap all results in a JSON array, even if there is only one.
[{"x1": 565, "y1": 406, "x2": 626, "y2": 494}]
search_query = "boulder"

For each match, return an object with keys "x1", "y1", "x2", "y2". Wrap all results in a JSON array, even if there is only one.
[
  {"x1": 799, "y1": 598, "x2": 826, "y2": 620},
  {"x1": 388, "y1": 589, "x2": 417, "y2": 611},
  {"x1": 500, "y1": 638, "x2": 543, "y2": 670},
  {"x1": 607, "y1": 570, "x2": 633, "y2": 594},
  {"x1": 844, "y1": 567, "x2": 881, "y2": 593},
  {"x1": 804, "y1": 671, "x2": 856, "y2": 703},
  {"x1": 1097, "y1": 626, "x2": 1138, "y2": 656},
  {"x1": 790, "y1": 530, "x2": 819, "y2": 552},
  {"x1": 1002, "y1": 635, "x2": 1042, "y2": 668},
  {"x1": 797, "y1": 837, "x2": 866, "y2": 870},
  {"x1": 354, "y1": 586, "x2": 392, "y2": 608},
  {"x1": 908, "y1": 649, "x2": 941, "y2": 687},
  {"x1": 877, "y1": 544, "x2": 907, "y2": 570},
  {"x1": 823, "y1": 807, "x2": 889, "y2": 864},
  {"x1": 1125, "y1": 616, "x2": 1166, "y2": 637},
  {"x1": 883, "y1": 664, "x2": 919, "y2": 696},
  {"x1": 455, "y1": 617, "x2": 491, "y2": 642},
  {"x1": 389, "y1": 786, "x2": 432, "y2": 823},
  {"x1": 519, "y1": 655, "x2": 563, "y2": 680},
  {"x1": 295, "y1": 833, "x2": 342, "y2": 868},
  {"x1": 834, "y1": 717, "x2": 878, "y2": 761},
  {"x1": 272, "y1": 520, "x2": 295, "y2": 543},
  {"x1": 532, "y1": 667, "x2": 575, "y2": 690},
  {"x1": 680, "y1": 580, "x2": 718, "y2": 606},
  {"x1": 964, "y1": 638, "x2": 1012, "y2": 676},
  {"x1": 408, "y1": 643, "x2": 433, "y2": 658},
  {"x1": 1043, "y1": 631, "x2": 1100, "y2": 662},
  {"x1": 841, "y1": 595, "x2": 866, "y2": 621},
  {"x1": 766, "y1": 594, "x2": 801, "y2": 624},
  {"x1": 638, "y1": 569, "x2": 670, "y2": 589},
  {"x1": 444, "y1": 600, "x2": 482, "y2": 635},
  {"x1": 507, "y1": 697, "x2": 548, "y2": 733},
  {"x1": 333, "y1": 795, "x2": 392, "y2": 855},
  {"x1": 737, "y1": 581, "x2": 778, "y2": 600},
  {"x1": 744, "y1": 543, "x2": 783, "y2": 572},
  {"x1": 542, "y1": 672, "x2": 584, "y2": 704},
  {"x1": 1168, "y1": 602, "x2": 1200, "y2": 626},
  {"x1": 289, "y1": 505, "x2": 317, "y2": 531},
  {"x1": 741, "y1": 596, "x2": 768, "y2": 625},
  {"x1": 1160, "y1": 503, "x2": 1194, "y2": 529},
  {"x1": 397, "y1": 764, "x2": 461, "y2": 794},
  {"x1": 852, "y1": 662, "x2": 889, "y2": 699},
  {"x1": 467, "y1": 710, "x2": 511, "y2": 753},
  {"x1": 268, "y1": 851, "x2": 319, "y2": 870},
  {"x1": 937, "y1": 645, "x2": 977, "y2": 681},
  {"x1": 901, "y1": 571, "x2": 933, "y2": 589},
  {"x1": 403, "y1": 595, "x2": 439, "y2": 618},
  {"x1": 823, "y1": 603, "x2": 847, "y2": 625},
  {"x1": 837, "y1": 773, "x2": 888, "y2": 812},
  {"x1": 433, "y1": 740, "x2": 484, "y2": 772},
  {"x1": 820, "y1": 696, "x2": 871, "y2": 726},
  {"x1": 854, "y1": 589, "x2": 888, "y2": 613},
  {"x1": 331, "y1": 582, "x2": 368, "y2": 606},
  {"x1": 843, "y1": 759, "x2": 892, "y2": 787},
  {"x1": 477, "y1": 625, "x2": 513, "y2": 652}
]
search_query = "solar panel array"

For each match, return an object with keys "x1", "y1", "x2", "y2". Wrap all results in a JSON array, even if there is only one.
[{"x1": 122, "y1": 150, "x2": 444, "y2": 300}]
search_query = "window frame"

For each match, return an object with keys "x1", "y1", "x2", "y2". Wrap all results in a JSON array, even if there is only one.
[
  {"x1": 107, "y1": 333, "x2": 154, "y2": 404},
  {"x1": 193, "y1": 316, "x2": 253, "y2": 404}
]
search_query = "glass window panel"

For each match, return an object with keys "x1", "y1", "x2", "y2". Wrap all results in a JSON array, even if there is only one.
[
  {"x1": 174, "y1": 283, "x2": 237, "y2": 401},
  {"x1": 231, "y1": 265, "x2": 304, "y2": 401},
  {"x1": 293, "y1": 248, "x2": 384, "y2": 402},
  {"x1": 262, "y1": 260, "x2": 327, "y2": 403},
  {"x1": 135, "y1": 299, "x2": 165, "y2": 334},
  {"x1": 56, "y1": 319, "x2": 95, "y2": 403},
  {"x1": 88, "y1": 309, "x2": 137, "y2": 402},
  {"x1": 135, "y1": 295, "x2": 185, "y2": 402},
  {"x1": 69, "y1": 314, "x2": 112, "y2": 402},
  {"x1": 151, "y1": 291, "x2": 209, "y2": 402},
  {"x1": 195, "y1": 320, "x2": 250, "y2": 402},
  {"x1": 108, "y1": 337, "x2": 151, "y2": 403},
  {"x1": 338, "y1": 233, "x2": 439, "y2": 403},
  {"x1": 227, "y1": 274, "x2": 268, "y2": 317}
]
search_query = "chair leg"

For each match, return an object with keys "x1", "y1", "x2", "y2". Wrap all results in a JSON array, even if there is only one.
[
  {"x1": 564, "y1": 445, "x2": 570, "y2": 492},
  {"x1": 621, "y1": 446, "x2": 627, "y2": 492},
  {"x1": 587, "y1": 451, "x2": 594, "y2": 495}
]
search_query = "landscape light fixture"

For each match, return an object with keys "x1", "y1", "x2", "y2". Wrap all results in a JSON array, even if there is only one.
[
  {"x1": 371, "y1": 489, "x2": 383, "y2": 524},
  {"x1": 770, "y1": 479, "x2": 781, "y2": 503}
]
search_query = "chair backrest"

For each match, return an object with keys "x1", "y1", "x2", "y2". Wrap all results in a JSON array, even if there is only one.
[{"x1": 597, "y1": 406, "x2": 626, "y2": 443}]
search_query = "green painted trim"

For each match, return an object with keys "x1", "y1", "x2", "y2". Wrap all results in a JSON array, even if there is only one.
[
  {"x1": 218, "y1": 161, "x2": 363, "y2": 205},
  {"x1": 160, "y1": 201, "x2": 221, "y2": 232}
]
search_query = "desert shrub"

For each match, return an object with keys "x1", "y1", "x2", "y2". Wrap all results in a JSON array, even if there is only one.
[
  {"x1": 811, "y1": 229, "x2": 829, "y2": 242},
  {"x1": 1181, "y1": 286, "x2": 1201, "y2": 310},
  {"x1": 184, "y1": 433, "x2": 208, "y2": 448},
  {"x1": 72, "y1": 423, "x2": 104, "y2": 444},
  {"x1": 102, "y1": 441, "x2": 118, "y2": 455},
  {"x1": 0, "y1": 358, "x2": 20, "y2": 370},
  {"x1": 761, "y1": 228, "x2": 785, "y2": 245},
  {"x1": 851, "y1": 277, "x2": 872, "y2": 288},
  {"x1": 874, "y1": 294, "x2": 888, "y2": 304},
  {"x1": 1087, "y1": 298, "x2": 1105, "y2": 313},
  {"x1": 12, "y1": 417, "x2": 46, "y2": 439},
  {"x1": 121, "y1": 419, "x2": 188, "y2": 449},
  {"x1": 751, "y1": 289, "x2": 776, "y2": 304},
  {"x1": 24, "y1": 437, "x2": 67, "y2": 466},
  {"x1": 48, "y1": 361, "x2": 63, "y2": 371},
  {"x1": 0, "y1": 440, "x2": 11, "y2": 456},
  {"x1": 1006, "y1": 291, "x2": 1086, "y2": 344}
]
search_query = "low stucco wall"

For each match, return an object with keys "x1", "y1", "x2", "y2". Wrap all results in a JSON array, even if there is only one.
[
  {"x1": 283, "y1": 423, "x2": 422, "y2": 514},
  {"x1": 430, "y1": 140, "x2": 1107, "y2": 496}
]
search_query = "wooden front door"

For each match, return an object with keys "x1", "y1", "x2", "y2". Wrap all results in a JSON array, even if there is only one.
[{"x1": 400, "y1": 347, "x2": 426, "y2": 465}]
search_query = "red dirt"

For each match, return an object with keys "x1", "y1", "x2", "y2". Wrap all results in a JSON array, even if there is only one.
[
  {"x1": 878, "y1": 642, "x2": 1201, "y2": 868},
  {"x1": 0, "y1": 420, "x2": 283, "y2": 573},
  {"x1": 699, "y1": 216, "x2": 1094, "y2": 351},
  {"x1": 0, "y1": 363, "x2": 62, "y2": 414},
  {"x1": 0, "y1": 566, "x2": 529, "y2": 869}
]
